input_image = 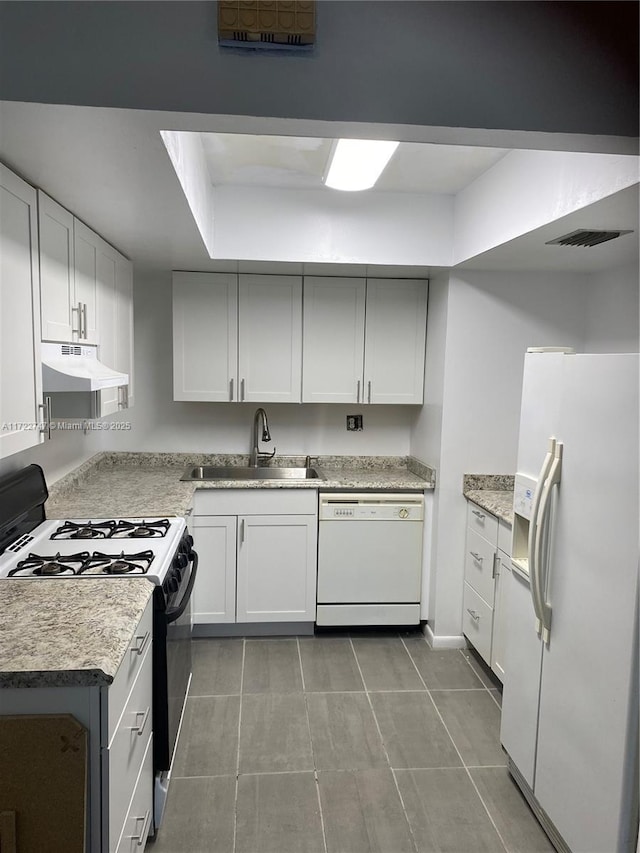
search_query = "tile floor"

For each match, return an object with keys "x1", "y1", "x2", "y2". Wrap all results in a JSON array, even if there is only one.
[{"x1": 150, "y1": 632, "x2": 555, "y2": 853}]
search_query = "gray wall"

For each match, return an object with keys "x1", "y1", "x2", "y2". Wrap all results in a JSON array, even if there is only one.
[{"x1": 0, "y1": 1, "x2": 637, "y2": 137}]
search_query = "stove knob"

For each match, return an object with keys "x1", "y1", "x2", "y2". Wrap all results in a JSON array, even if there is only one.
[
  {"x1": 174, "y1": 552, "x2": 188, "y2": 570},
  {"x1": 166, "y1": 576, "x2": 180, "y2": 594},
  {"x1": 181, "y1": 534, "x2": 194, "y2": 551}
]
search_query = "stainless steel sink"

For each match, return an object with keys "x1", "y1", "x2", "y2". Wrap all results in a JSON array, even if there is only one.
[{"x1": 181, "y1": 466, "x2": 320, "y2": 481}]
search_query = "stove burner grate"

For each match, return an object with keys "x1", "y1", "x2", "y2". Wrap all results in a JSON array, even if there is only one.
[
  {"x1": 51, "y1": 520, "x2": 117, "y2": 540},
  {"x1": 79, "y1": 550, "x2": 155, "y2": 575},
  {"x1": 111, "y1": 519, "x2": 171, "y2": 539},
  {"x1": 8, "y1": 551, "x2": 91, "y2": 577}
]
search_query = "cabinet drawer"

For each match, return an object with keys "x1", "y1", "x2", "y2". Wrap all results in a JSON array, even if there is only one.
[
  {"x1": 463, "y1": 582, "x2": 493, "y2": 665},
  {"x1": 115, "y1": 734, "x2": 154, "y2": 853},
  {"x1": 108, "y1": 599, "x2": 152, "y2": 743},
  {"x1": 194, "y1": 487, "x2": 317, "y2": 516},
  {"x1": 498, "y1": 520, "x2": 512, "y2": 556},
  {"x1": 467, "y1": 502, "x2": 498, "y2": 545},
  {"x1": 108, "y1": 642, "x2": 152, "y2": 847},
  {"x1": 464, "y1": 527, "x2": 497, "y2": 605}
]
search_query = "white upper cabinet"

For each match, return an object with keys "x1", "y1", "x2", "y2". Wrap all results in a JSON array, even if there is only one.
[
  {"x1": 302, "y1": 277, "x2": 366, "y2": 403},
  {"x1": 238, "y1": 275, "x2": 302, "y2": 404},
  {"x1": 38, "y1": 192, "x2": 75, "y2": 342},
  {"x1": 96, "y1": 238, "x2": 119, "y2": 416},
  {"x1": 0, "y1": 165, "x2": 44, "y2": 458},
  {"x1": 72, "y1": 219, "x2": 101, "y2": 345},
  {"x1": 115, "y1": 253, "x2": 134, "y2": 409},
  {"x1": 364, "y1": 278, "x2": 427, "y2": 404},
  {"x1": 39, "y1": 191, "x2": 101, "y2": 345},
  {"x1": 173, "y1": 272, "x2": 302, "y2": 403},
  {"x1": 173, "y1": 272, "x2": 238, "y2": 402}
]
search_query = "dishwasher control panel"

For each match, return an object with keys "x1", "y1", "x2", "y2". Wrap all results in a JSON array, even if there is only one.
[{"x1": 320, "y1": 493, "x2": 424, "y2": 521}]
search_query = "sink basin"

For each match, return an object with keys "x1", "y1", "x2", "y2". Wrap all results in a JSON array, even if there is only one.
[{"x1": 181, "y1": 466, "x2": 320, "y2": 481}]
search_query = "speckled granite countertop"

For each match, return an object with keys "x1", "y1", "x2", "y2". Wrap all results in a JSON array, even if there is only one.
[
  {"x1": 0, "y1": 579, "x2": 153, "y2": 688},
  {"x1": 46, "y1": 453, "x2": 435, "y2": 518},
  {"x1": 462, "y1": 474, "x2": 515, "y2": 526}
]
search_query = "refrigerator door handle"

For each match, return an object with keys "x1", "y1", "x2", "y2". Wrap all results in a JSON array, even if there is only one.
[
  {"x1": 528, "y1": 438, "x2": 556, "y2": 631},
  {"x1": 534, "y1": 441, "x2": 563, "y2": 644}
]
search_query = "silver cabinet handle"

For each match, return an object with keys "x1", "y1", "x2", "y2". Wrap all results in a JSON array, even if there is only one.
[
  {"x1": 240, "y1": 378, "x2": 245, "y2": 401},
  {"x1": 356, "y1": 379, "x2": 361, "y2": 403},
  {"x1": 38, "y1": 397, "x2": 52, "y2": 440},
  {"x1": 470, "y1": 551, "x2": 483, "y2": 563},
  {"x1": 131, "y1": 630, "x2": 150, "y2": 656},
  {"x1": 184, "y1": 507, "x2": 193, "y2": 518},
  {"x1": 472, "y1": 509, "x2": 485, "y2": 520},
  {"x1": 240, "y1": 518, "x2": 245, "y2": 544},
  {"x1": 131, "y1": 810, "x2": 152, "y2": 846},
  {"x1": 117, "y1": 386, "x2": 124, "y2": 410},
  {"x1": 467, "y1": 608, "x2": 480, "y2": 623},
  {"x1": 493, "y1": 553, "x2": 500, "y2": 579},
  {"x1": 82, "y1": 302, "x2": 88, "y2": 338},
  {"x1": 367, "y1": 380, "x2": 372, "y2": 403},
  {"x1": 72, "y1": 301, "x2": 82, "y2": 336},
  {"x1": 131, "y1": 706, "x2": 150, "y2": 737},
  {"x1": 230, "y1": 378, "x2": 234, "y2": 401}
]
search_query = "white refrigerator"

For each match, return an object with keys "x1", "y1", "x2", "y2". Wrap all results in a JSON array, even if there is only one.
[{"x1": 500, "y1": 350, "x2": 639, "y2": 853}]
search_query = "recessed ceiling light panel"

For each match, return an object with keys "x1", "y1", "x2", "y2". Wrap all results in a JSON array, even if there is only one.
[{"x1": 323, "y1": 139, "x2": 399, "y2": 191}]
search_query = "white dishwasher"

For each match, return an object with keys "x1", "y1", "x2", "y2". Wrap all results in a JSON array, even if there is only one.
[{"x1": 317, "y1": 492, "x2": 424, "y2": 626}]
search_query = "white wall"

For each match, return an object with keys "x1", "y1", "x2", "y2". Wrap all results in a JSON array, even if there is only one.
[
  {"x1": 453, "y1": 151, "x2": 639, "y2": 265},
  {"x1": 413, "y1": 269, "x2": 610, "y2": 642},
  {"x1": 103, "y1": 270, "x2": 414, "y2": 456},
  {"x1": 583, "y1": 263, "x2": 639, "y2": 353},
  {"x1": 212, "y1": 186, "x2": 453, "y2": 266},
  {"x1": 0, "y1": 428, "x2": 101, "y2": 486}
]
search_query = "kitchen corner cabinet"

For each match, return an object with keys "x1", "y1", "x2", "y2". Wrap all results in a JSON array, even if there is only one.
[
  {"x1": 462, "y1": 501, "x2": 512, "y2": 681},
  {"x1": 302, "y1": 277, "x2": 428, "y2": 404},
  {"x1": 173, "y1": 272, "x2": 302, "y2": 403},
  {"x1": 192, "y1": 490, "x2": 317, "y2": 630},
  {"x1": 0, "y1": 164, "x2": 44, "y2": 459},
  {"x1": 1, "y1": 598, "x2": 153, "y2": 853}
]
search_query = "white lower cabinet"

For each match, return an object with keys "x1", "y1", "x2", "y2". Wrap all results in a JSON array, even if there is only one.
[
  {"x1": 192, "y1": 490, "x2": 318, "y2": 630},
  {"x1": 463, "y1": 500, "x2": 512, "y2": 682},
  {"x1": 0, "y1": 598, "x2": 153, "y2": 852}
]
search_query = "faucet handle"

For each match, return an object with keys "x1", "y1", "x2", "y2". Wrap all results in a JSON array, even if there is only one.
[{"x1": 305, "y1": 454, "x2": 317, "y2": 468}]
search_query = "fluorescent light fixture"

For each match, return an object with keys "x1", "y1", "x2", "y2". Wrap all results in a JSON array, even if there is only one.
[{"x1": 323, "y1": 139, "x2": 400, "y2": 191}]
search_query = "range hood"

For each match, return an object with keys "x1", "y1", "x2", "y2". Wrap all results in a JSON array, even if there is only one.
[{"x1": 42, "y1": 343, "x2": 128, "y2": 392}]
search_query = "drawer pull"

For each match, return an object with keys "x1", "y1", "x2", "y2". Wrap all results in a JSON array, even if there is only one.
[
  {"x1": 130, "y1": 809, "x2": 152, "y2": 846},
  {"x1": 467, "y1": 608, "x2": 480, "y2": 622},
  {"x1": 472, "y1": 509, "x2": 486, "y2": 520},
  {"x1": 470, "y1": 551, "x2": 483, "y2": 563},
  {"x1": 131, "y1": 706, "x2": 151, "y2": 737},
  {"x1": 131, "y1": 631, "x2": 150, "y2": 656}
]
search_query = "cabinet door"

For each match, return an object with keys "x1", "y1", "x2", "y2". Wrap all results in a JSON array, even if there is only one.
[
  {"x1": 363, "y1": 278, "x2": 427, "y2": 404},
  {"x1": 302, "y1": 276, "x2": 365, "y2": 403},
  {"x1": 237, "y1": 515, "x2": 317, "y2": 622},
  {"x1": 490, "y1": 551, "x2": 510, "y2": 682},
  {"x1": 0, "y1": 165, "x2": 44, "y2": 458},
  {"x1": 97, "y1": 238, "x2": 119, "y2": 416},
  {"x1": 238, "y1": 274, "x2": 302, "y2": 403},
  {"x1": 73, "y1": 219, "x2": 101, "y2": 344},
  {"x1": 115, "y1": 253, "x2": 134, "y2": 409},
  {"x1": 38, "y1": 191, "x2": 75, "y2": 342},
  {"x1": 192, "y1": 516, "x2": 237, "y2": 624},
  {"x1": 173, "y1": 272, "x2": 237, "y2": 401}
]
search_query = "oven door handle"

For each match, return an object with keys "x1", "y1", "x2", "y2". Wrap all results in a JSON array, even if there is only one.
[{"x1": 166, "y1": 549, "x2": 198, "y2": 624}]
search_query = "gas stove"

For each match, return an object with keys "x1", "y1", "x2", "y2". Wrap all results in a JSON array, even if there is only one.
[{"x1": 0, "y1": 516, "x2": 186, "y2": 585}]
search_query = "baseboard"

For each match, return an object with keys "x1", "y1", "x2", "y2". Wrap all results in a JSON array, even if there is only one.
[
  {"x1": 423, "y1": 623, "x2": 467, "y2": 649},
  {"x1": 192, "y1": 622, "x2": 315, "y2": 637}
]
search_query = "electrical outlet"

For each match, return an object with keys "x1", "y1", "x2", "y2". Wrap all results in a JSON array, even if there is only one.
[{"x1": 347, "y1": 414, "x2": 363, "y2": 431}]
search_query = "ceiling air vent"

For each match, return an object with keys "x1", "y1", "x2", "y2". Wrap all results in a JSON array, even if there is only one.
[
  {"x1": 218, "y1": 0, "x2": 315, "y2": 51},
  {"x1": 545, "y1": 229, "x2": 633, "y2": 248}
]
